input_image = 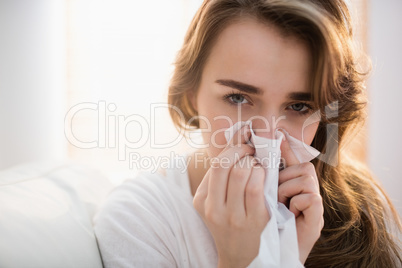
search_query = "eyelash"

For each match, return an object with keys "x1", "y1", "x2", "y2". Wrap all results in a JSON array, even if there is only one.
[
  {"x1": 222, "y1": 91, "x2": 251, "y2": 106},
  {"x1": 286, "y1": 102, "x2": 313, "y2": 116},
  {"x1": 222, "y1": 91, "x2": 314, "y2": 115}
]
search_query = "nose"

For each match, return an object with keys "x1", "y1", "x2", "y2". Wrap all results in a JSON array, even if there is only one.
[{"x1": 250, "y1": 115, "x2": 285, "y2": 139}]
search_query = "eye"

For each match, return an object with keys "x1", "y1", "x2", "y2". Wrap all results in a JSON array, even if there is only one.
[
  {"x1": 223, "y1": 93, "x2": 249, "y2": 105},
  {"x1": 290, "y1": 103, "x2": 308, "y2": 112},
  {"x1": 287, "y1": 103, "x2": 313, "y2": 114},
  {"x1": 230, "y1": 94, "x2": 248, "y2": 104}
]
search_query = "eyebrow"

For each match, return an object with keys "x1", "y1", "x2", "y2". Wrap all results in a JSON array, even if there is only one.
[
  {"x1": 287, "y1": 92, "x2": 312, "y2": 101},
  {"x1": 215, "y1": 79, "x2": 312, "y2": 101},
  {"x1": 215, "y1": 79, "x2": 263, "y2": 95}
]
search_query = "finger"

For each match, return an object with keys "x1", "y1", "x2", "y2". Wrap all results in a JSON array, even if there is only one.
[
  {"x1": 219, "y1": 123, "x2": 254, "y2": 171},
  {"x1": 193, "y1": 168, "x2": 212, "y2": 214},
  {"x1": 277, "y1": 175, "x2": 319, "y2": 206},
  {"x1": 280, "y1": 134, "x2": 299, "y2": 168},
  {"x1": 226, "y1": 156, "x2": 254, "y2": 217},
  {"x1": 290, "y1": 193, "x2": 324, "y2": 258},
  {"x1": 289, "y1": 193, "x2": 323, "y2": 226},
  {"x1": 245, "y1": 164, "x2": 268, "y2": 221},
  {"x1": 195, "y1": 124, "x2": 254, "y2": 217},
  {"x1": 208, "y1": 145, "x2": 255, "y2": 206},
  {"x1": 279, "y1": 162, "x2": 318, "y2": 186},
  {"x1": 207, "y1": 123, "x2": 255, "y2": 206},
  {"x1": 194, "y1": 168, "x2": 211, "y2": 199}
]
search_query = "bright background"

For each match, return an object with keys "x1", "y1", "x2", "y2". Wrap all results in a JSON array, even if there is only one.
[{"x1": 0, "y1": 0, "x2": 401, "y2": 216}]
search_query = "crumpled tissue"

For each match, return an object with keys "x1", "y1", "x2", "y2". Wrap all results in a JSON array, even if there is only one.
[{"x1": 224, "y1": 121, "x2": 320, "y2": 268}]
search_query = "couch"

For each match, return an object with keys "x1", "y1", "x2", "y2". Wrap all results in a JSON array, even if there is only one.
[{"x1": 0, "y1": 162, "x2": 114, "y2": 267}]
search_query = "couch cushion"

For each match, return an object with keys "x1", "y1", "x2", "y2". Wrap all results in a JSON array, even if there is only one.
[{"x1": 0, "y1": 162, "x2": 113, "y2": 267}]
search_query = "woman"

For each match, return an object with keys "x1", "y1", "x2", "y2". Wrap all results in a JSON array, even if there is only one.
[{"x1": 94, "y1": 0, "x2": 401, "y2": 267}]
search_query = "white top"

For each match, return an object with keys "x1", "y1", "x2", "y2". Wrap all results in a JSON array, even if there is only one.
[
  {"x1": 93, "y1": 157, "x2": 218, "y2": 268},
  {"x1": 93, "y1": 156, "x2": 402, "y2": 267}
]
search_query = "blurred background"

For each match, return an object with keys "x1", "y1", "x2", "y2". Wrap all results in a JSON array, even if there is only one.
[{"x1": 0, "y1": 0, "x2": 401, "y2": 216}]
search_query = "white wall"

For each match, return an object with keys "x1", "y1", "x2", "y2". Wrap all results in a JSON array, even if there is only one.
[
  {"x1": 368, "y1": 0, "x2": 402, "y2": 216},
  {"x1": 0, "y1": 0, "x2": 67, "y2": 169}
]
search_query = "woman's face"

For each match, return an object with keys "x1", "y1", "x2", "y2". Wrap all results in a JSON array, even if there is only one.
[{"x1": 193, "y1": 18, "x2": 319, "y2": 158}]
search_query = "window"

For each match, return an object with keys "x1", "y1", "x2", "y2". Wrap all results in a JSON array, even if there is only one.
[{"x1": 66, "y1": 0, "x2": 367, "y2": 184}]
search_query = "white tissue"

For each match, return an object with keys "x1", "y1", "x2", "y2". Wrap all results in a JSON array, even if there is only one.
[{"x1": 224, "y1": 121, "x2": 320, "y2": 268}]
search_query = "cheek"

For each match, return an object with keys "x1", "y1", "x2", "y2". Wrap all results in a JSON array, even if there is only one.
[
  {"x1": 279, "y1": 113, "x2": 319, "y2": 145},
  {"x1": 196, "y1": 90, "x2": 238, "y2": 158},
  {"x1": 300, "y1": 121, "x2": 319, "y2": 145},
  {"x1": 200, "y1": 119, "x2": 232, "y2": 158}
]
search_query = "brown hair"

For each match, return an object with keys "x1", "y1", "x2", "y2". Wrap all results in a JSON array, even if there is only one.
[{"x1": 168, "y1": 0, "x2": 401, "y2": 266}]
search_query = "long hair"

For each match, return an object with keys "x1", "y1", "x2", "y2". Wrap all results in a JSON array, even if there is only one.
[{"x1": 168, "y1": 0, "x2": 401, "y2": 266}]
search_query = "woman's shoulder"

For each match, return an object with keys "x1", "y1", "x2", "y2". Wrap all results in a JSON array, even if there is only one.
[
  {"x1": 110, "y1": 153, "x2": 191, "y2": 200},
  {"x1": 92, "y1": 156, "x2": 208, "y2": 267},
  {"x1": 95, "y1": 161, "x2": 193, "y2": 222}
]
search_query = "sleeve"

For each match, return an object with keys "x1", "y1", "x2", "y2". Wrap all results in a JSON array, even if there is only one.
[{"x1": 93, "y1": 176, "x2": 180, "y2": 268}]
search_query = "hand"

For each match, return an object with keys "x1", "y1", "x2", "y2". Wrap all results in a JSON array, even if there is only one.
[
  {"x1": 278, "y1": 136, "x2": 324, "y2": 264},
  {"x1": 193, "y1": 125, "x2": 269, "y2": 268}
]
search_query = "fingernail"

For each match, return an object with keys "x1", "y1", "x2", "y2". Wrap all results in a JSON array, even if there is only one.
[{"x1": 279, "y1": 159, "x2": 285, "y2": 170}]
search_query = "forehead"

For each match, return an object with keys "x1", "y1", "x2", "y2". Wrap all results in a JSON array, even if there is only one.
[{"x1": 202, "y1": 18, "x2": 312, "y2": 95}]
